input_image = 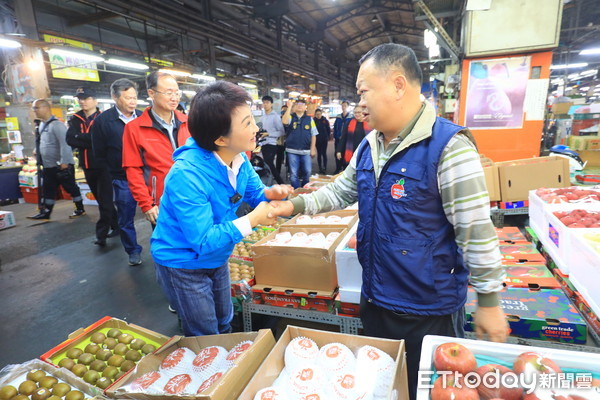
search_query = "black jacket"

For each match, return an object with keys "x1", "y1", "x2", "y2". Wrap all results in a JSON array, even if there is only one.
[
  {"x1": 91, "y1": 106, "x2": 143, "y2": 180},
  {"x1": 313, "y1": 116, "x2": 331, "y2": 144},
  {"x1": 66, "y1": 109, "x2": 102, "y2": 169}
]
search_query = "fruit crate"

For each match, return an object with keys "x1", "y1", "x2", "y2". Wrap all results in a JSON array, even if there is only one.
[
  {"x1": 40, "y1": 317, "x2": 171, "y2": 392},
  {"x1": 417, "y1": 335, "x2": 600, "y2": 400},
  {"x1": 569, "y1": 232, "x2": 600, "y2": 318},
  {"x1": 0, "y1": 359, "x2": 104, "y2": 399},
  {"x1": 283, "y1": 209, "x2": 358, "y2": 228},
  {"x1": 503, "y1": 263, "x2": 561, "y2": 289}
]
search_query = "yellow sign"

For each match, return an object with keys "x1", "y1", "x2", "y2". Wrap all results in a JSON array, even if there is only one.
[
  {"x1": 144, "y1": 57, "x2": 174, "y2": 67},
  {"x1": 5, "y1": 117, "x2": 19, "y2": 131},
  {"x1": 43, "y1": 34, "x2": 100, "y2": 82}
]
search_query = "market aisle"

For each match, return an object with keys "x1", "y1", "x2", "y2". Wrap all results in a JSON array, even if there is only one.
[{"x1": 0, "y1": 201, "x2": 180, "y2": 366}]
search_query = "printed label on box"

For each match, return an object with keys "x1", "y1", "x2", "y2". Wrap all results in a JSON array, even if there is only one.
[{"x1": 549, "y1": 223, "x2": 559, "y2": 247}]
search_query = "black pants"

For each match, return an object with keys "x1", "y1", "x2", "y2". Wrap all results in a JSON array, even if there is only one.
[
  {"x1": 334, "y1": 137, "x2": 343, "y2": 172},
  {"x1": 83, "y1": 167, "x2": 118, "y2": 239},
  {"x1": 360, "y1": 296, "x2": 460, "y2": 400},
  {"x1": 42, "y1": 165, "x2": 82, "y2": 206},
  {"x1": 275, "y1": 144, "x2": 285, "y2": 176},
  {"x1": 261, "y1": 144, "x2": 284, "y2": 184},
  {"x1": 316, "y1": 139, "x2": 328, "y2": 172}
]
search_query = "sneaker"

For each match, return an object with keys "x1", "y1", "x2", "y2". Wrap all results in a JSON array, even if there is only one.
[
  {"x1": 94, "y1": 238, "x2": 107, "y2": 247},
  {"x1": 168, "y1": 305, "x2": 177, "y2": 313},
  {"x1": 107, "y1": 229, "x2": 120, "y2": 238},
  {"x1": 27, "y1": 210, "x2": 51, "y2": 220},
  {"x1": 128, "y1": 253, "x2": 142, "y2": 266},
  {"x1": 69, "y1": 209, "x2": 86, "y2": 219}
]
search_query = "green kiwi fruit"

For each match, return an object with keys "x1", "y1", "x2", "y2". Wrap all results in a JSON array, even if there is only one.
[
  {"x1": 77, "y1": 353, "x2": 94, "y2": 366},
  {"x1": 95, "y1": 349, "x2": 112, "y2": 361},
  {"x1": 70, "y1": 364, "x2": 87, "y2": 378},
  {"x1": 89, "y1": 360, "x2": 106, "y2": 372},
  {"x1": 106, "y1": 329, "x2": 121, "y2": 338},
  {"x1": 26, "y1": 370, "x2": 46, "y2": 382},
  {"x1": 102, "y1": 366, "x2": 119, "y2": 380},
  {"x1": 50, "y1": 383, "x2": 70, "y2": 398},
  {"x1": 0, "y1": 385, "x2": 17, "y2": 400},
  {"x1": 18, "y1": 381, "x2": 37, "y2": 396},
  {"x1": 58, "y1": 358, "x2": 75, "y2": 370},
  {"x1": 47, "y1": 396, "x2": 61, "y2": 400},
  {"x1": 13, "y1": 396, "x2": 28, "y2": 400},
  {"x1": 120, "y1": 360, "x2": 135, "y2": 373},
  {"x1": 141, "y1": 344, "x2": 156, "y2": 355},
  {"x1": 31, "y1": 388, "x2": 50, "y2": 400},
  {"x1": 114, "y1": 371, "x2": 126, "y2": 380},
  {"x1": 83, "y1": 370, "x2": 100, "y2": 385},
  {"x1": 83, "y1": 344, "x2": 99, "y2": 355},
  {"x1": 65, "y1": 348, "x2": 83, "y2": 360},
  {"x1": 129, "y1": 339, "x2": 146, "y2": 351},
  {"x1": 113, "y1": 344, "x2": 128, "y2": 356},
  {"x1": 90, "y1": 332, "x2": 106, "y2": 344},
  {"x1": 95, "y1": 378, "x2": 111, "y2": 390},
  {"x1": 107, "y1": 355, "x2": 124, "y2": 367},
  {"x1": 64, "y1": 391, "x2": 84, "y2": 400},
  {"x1": 102, "y1": 338, "x2": 117, "y2": 350},
  {"x1": 117, "y1": 334, "x2": 133, "y2": 344},
  {"x1": 38, "y1": 377, "x2": 58, "y2": 389},
  {"x1": 124, "y1": 350, "x2": 141, "y2": 362}
]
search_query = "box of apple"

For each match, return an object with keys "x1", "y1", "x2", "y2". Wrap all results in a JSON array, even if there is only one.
[
  {"x1": 534, "y1": 187, "x2": 600, "y2": 204},
  {"x1": 417, "y1": 335, "x2": 600, "y2": 400}
]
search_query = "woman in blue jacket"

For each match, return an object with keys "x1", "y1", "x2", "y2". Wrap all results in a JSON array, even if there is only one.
[{"x1": 151, "y1": 81, "x2": 292, "y2": 336}]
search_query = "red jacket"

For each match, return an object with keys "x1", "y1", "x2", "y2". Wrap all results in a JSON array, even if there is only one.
[{"x1": 122, "y1": 108, "x2": 191, "y2": 213}]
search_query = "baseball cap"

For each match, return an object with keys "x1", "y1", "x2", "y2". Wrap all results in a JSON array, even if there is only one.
[{"x1": 74, "y1": 87, "x2": 96, "y2": 98}]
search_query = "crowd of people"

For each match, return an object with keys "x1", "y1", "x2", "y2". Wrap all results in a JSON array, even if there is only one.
[{"x1": 27, "y1": 43, "x2": 508, "y2": 400}]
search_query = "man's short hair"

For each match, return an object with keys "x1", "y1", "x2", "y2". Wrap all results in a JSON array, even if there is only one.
[
  {"x1": 33, "y1": 99, "x2": 51, "y2": 108},
  {"x1": 315, "y1": 108, "x2": 323, "y2": 113},
  {"x1": 341, "y1": 100, "x2": 349, "y2": 105},
  {"x1": 146, "y1": 71, "x2": 175, "y2": 90},
  {"x1": 261, "y1": 95, "x2": 274, "y2": 103},
  {"x1": 359, "y1": 43, "x2": 423, "y2": 86},
  {"x1": 295, "y1": 98, "x2": 306, "y2": 104},
  {"x1": 111, "y1": 78, "x2": 138, "y2": 98},
  {"x1": 188, "y1": 81, "x2": 252, "y2": 151}
]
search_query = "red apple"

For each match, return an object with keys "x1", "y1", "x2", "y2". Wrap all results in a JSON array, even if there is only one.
[
  {"x1": 513, "y1": 352, "x2": 562, "y2": 382},
  {"x1": 347, "y1": 235, "x2": 357, "y2": 249},
  {"x1": 434, "y1": 343, "x2": 478, "y2": 375},
  {"x1": 475, "y1": 364, "x2": 523, "y2": 400},
  {"x1": 431, "y1": 375, "x2": 480, "y2": 400}
]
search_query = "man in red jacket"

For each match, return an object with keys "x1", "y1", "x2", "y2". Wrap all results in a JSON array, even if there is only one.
[{"x1": 122, "y1": 71, "x2": 191, "y2": 237}]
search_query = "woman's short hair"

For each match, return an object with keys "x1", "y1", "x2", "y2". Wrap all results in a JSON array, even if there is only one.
[{"x1": 188, "y1": 81, "x2": 252, "y2": 151}]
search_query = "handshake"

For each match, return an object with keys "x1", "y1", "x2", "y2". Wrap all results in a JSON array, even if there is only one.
[{"x1": 248, "y1": 185, "x2": 296, "y2": 227}]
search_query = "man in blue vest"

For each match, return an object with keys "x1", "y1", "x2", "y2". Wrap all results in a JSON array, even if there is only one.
[
  {"x1": 270, "y1": 43, "x2": 507, "y2": 399},
  {"x1": 281, "y1": 98, "x2": 318, "y2": 188}
]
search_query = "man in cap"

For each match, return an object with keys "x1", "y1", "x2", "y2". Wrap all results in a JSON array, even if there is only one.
[{"x1": 281, "y1": 98, "x2": 317, "y2": 188}]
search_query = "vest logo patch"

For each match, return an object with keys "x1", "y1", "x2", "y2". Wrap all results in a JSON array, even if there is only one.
[
  {"x1": 304, "y1": 124, "x2": 310, "y2": 130},
  {"x1": 391, "y1": 178, "x2": 406, "y2": 199}
]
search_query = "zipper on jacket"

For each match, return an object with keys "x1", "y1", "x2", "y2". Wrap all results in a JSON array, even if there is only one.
[{"x1": 151, "y1": 176, "x2": 157, "y2": 203}]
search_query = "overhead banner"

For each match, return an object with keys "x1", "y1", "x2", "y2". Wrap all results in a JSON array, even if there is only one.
[
  {"x1": 43, "y1": 34, "x2": 100, "y2": 82},
  {"x1": 465, "y1": 56, "x2": 531, "y2": 129}
]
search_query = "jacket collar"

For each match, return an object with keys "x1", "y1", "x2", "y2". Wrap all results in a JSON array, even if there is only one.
[
  {"x1": 139, "y1": 107, "x2": 187, "y2": 128},
  {"x1": 111, "y1": 106, "x2": 141, "y2": 121}
]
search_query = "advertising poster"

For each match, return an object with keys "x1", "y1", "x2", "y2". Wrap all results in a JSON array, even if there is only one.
[
  {"x1": 465, "y1": 56, "x2": 531, "y2": 129},
  {"x1": 43, "y1": 34, "x2": 100, "y2": 82}
]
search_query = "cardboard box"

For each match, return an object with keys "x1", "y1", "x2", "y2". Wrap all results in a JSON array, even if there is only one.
[
  {"x1": 335, "y1": 294, "x2": 360, "y2": 316},
  {"x1": 581, "y1": 149, "x2": 600, "y2": 167},
  {"x1": 107, "y1": 330, "x2": 275, "y2": 400},
  {"x1": 288, "y1": 188, "x2": 314, "y2": 199},
  {"x1": 417, "y1": 335, "x2": 600, "y2": 400},
  {"x1": 284, "y1": 209, "x2": 358, "y2": 229},
  {"x1": 494, "y1": 226, "x2": 528, "y2": 243},
  {"x1": 339, "y1": 287, "x2": 361, "y2": 304},
  {"x1": 335, "y1": 223, "x2": 361, "y2": 293},
  {"x1": 552, "y1": 101, "x2": 573, "y2": 114},
  {"x1": 309, "y1": 173, "x2": 341, "y2": 183},
  {"x1": 482, "y1": 164, "x2": 501, "y2": 201},
  {"x1": 496, "y1": 156, "x2": 570, "y2": 202},
  {"x1": 464, "y1": 287, "x2": 587, "y2": 344},
  {"x1": 568, "y1": 134, "x2": 600, "y2": 150},
  {"x1": 569, "y1": 232, "x2": 600, "y2": 318},
  {"x1": 499, "y1": 200, "x2": 529, "y2": 209},
  {"x1": 503, "y1": 263, "x2": 560, "y2": 289},
  {"x1": 252, "y1": 226, "x2": 347, "y2": 292},
  {"x1": 499, "y1": 244, "x2": 546, "y2": 264},
  {"x1": 251, "y1": 285, "x2": 337, "y2": 312},
  {"x1": 0, "y1": 210, "x2": 16, "y2": 230},
  {"x1": 238, "y1": 326, "x2": 409, "y2": 400},
  {"x1": 18, "y1": 173, "x2": 38, "y2": 187}
]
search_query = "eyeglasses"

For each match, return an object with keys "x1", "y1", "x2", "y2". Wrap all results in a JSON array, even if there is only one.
[{"x1": 152, "y1": 89, "x2": 182, "y2": 98}]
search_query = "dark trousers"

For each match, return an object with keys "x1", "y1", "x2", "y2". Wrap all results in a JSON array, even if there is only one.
[
  {"x1": 112, "y1": 179, "x2": 142, "y2": 256},
  {"x1": 42, "y1": 165, "x2": 82, "y2": 206},
  {"x1": 316, "y1": 139, "x2": 328, "y2": 172},
  {"x1": 261, "y1": 144, "x2": 284, "y2": 184},
  {"x1": 83, "y1": 167, "x2": 118, "y2": 240},
  {"x1": 360, "y1": 296, "x2": 463, "y2": 400},
  {"x1": 334, "y1": 137, "x2": 343, "y2": 172},
  {"x1": 275, "y1": 144, "x2": 285, "y2": 176}
]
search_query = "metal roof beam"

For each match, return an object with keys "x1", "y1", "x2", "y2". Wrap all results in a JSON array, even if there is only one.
[{"x1": 66, "y1": 10, "x2": 117, "y2": 27}]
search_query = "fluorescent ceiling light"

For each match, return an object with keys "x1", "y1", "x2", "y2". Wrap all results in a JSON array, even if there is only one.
[
  {"x1": 182, "y1": 90, "x2": 197, "y2": 96},
  {"x1": 47, "y1": 48, "x2": 104, "y2": 62},
  {"x1": 0, "y1": 38, "x2": 21, "y2": 49},
  {"x1": 159, "y1": 68, "x2": 191, "y2": 77},
  {"x1": 300, "y1": 93, "x2": 310, "y2": 98},
  {"x1": 137, "y1": 100, "x2": 149, "y2": 105},
  {"x1": 580, "y1": 86, "x2": 590, "y2": 91},
  {"x1": 105, "y1": 58, "x2": 148, "y2": 70},
  {"x1": 191, "y1": 74, "x2": 216, "y2": 81},
  {"x1": 579, "y1": 69, "x2": 597, "y2": 77},
  {"x1": 215, "y1": 45, "x2": 250, "y2": 59},
  {"x1": 311, "y1": 96, "x2": 321, "y2": 100},
  {"x1": 96, "y1": 98, "x2": 115, "y2": 103},
  {"x1": 289, "y1": 91, "x2": 301, "y2": 97},
  {"x1": 238, "y1": 82, "x2": 257, "y2": 89},
  {"x1": 350, "y1": 102, "x2": 356, "y2": 106},
  {"x1": 271, "y1": 88, "x2": 285, "y2": 93},
  {"x1": 550, "y1": 63, "x2": 588, "y2": 70},
  {"x1": 61, "y1": 95, "x2": 75, "y2": 100},
  {"x1": 580, "y1": 48, "x2": 600, "y2": 55}
]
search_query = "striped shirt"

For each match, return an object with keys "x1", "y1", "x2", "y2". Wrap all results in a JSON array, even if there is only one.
[{"x1": 292, "y1": 102, "x2": 503, "y2": 305}]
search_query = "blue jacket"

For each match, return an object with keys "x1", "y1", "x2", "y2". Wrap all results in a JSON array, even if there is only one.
[
  {"x1": 333, "y1": 112, "x2": 352, "y2": 140},
  {"x1": 151, "y1": 138, "x2": 267, "y2": 269},
  {"x1": 355, "y1": 117, "x2": 469, "y2": 316}
]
